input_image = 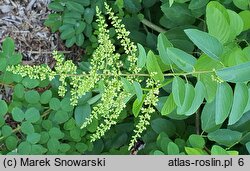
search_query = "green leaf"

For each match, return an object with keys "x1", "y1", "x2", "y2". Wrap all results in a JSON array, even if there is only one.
[
  {"x1": 76, "y1": 142, "x2": 88, "y2": 153},
  {"x1": 0, "y1": 100, "x2": 8, "y2": 116},
  {"x1": 157, "y1": 33, "x2": 173, "y2": 64},
  {"x1": 60, "y1": 143, "x2": 71, "y2": 153},
  {"x1": 18, "y1": 141, "x2": 31, "y2": 154},
  {"x1": 143, "y1": 0, "x2": 157, "y2": 8},
  {"x1": 167, "y1": 47, "x2": 196, "y2": 72},
  {"x1": 227, "y1": 150, "x2": 239, "y2": 155},
  {"x1": 47, "y1": 138, "x2": 60, "y2": 153},
  {"x1": 211, "y1": 145, "x2": 229, "y2": 155},
  {"x1": 2, "y1": 125, "x2": 12, "y2": 137},
  {"x1": 228, "y1": 110, "x2": 250, "y2": 132},
  {"x1": 201, "y1": 100, "x2": 222, "y2": 133},
  {"x1": 132, "y1": 95, "x2": 145, "y2": 117},
  {"x1": 65, "y1": 36, "x2": 76, "y2": 47},
  {"x1": 188, "y1": 0, "x2": 209, "y2": 10},
  {"x1": 121, "y1": 78, "x2": 134, "y2": 93},
  {"x1": 63, "y1": 119, "x2": 75, "y2": 131},
  {"x1": 153, "y1": 150, "x2": 165, "y2": 155},
  {"x1": 60, "y1": 27, "x2": 75, "y2": 40},
  {"x1": 161, "y1": 93, "x2": 177, "y2": 115},
  {"x1": 228, "y1": 83, "x2": 248, "y2": 125},
  {"x1": 188, "y1": 134, "x2": 205, "y2": 148},
  {"x1": 9, "y1": 53, "x2": 22, "y2": 65},
  {"x1": 21, "y1": 121, "x2": 34, "y2": 135},
  {"x1": 167, "y1": 142, "x2": 179, "y2": 154},
  {"x1": 169, "y1": 0, "x2": 174, "y2": 7},
  {"x1": 60, "y1": 17, "x2": 78, "y2": 25},
  {"x1": 146, "y1": 51, "x2": 164, "y2": 82},
  {"x1": 184, "y1": 81, "x2": 205, "y2": 116},
  {"x1": 124, "y1": 0, "x2": 141, "y2": 13},
  {"x1": 185, "y1": 147, "x2": 207, "y2": 155},
  {"x1": 24, "y1": 90, "x2": 40, "y2": 104},
  {"x1": 54, "y1": 110, "x2": 69, "y2": 124},
  {"x1": 84, "y1": 8, "x2": 95, "y2": 24},
  {"x1": 76, "y1": 33, "x2": 85, "y2": 46},
  {"x1": 233, "y1": 0, "x2": 249, "y2": 10},
  {"x1": 73, "y1": 0, "x2": 90, "y2": 6},
  {"x1": 59, "y1": 24, "x2": 74, "y2": 32},
  {"x1": 40, "y1": 90, "x2": 52, "y2": 104},
  {"x1": 74, "y1": 103, "x2": 91, "y2": 127},
  {"x1": 0, "y1": 116, "x2": 5, "y2": 127},
  {"x1": 239, "y1": 10, "x2": 250, "y2": 31},
  {"x1": 44, "y1": 14, "x2": 62, "y2": 33},
  {"x1": 22, "y1": 77, "x2": 40, "y2": 88},
  {"x1": 161, "y1": 3, "x2": 195, "y2": 25},
  {"x1": 60, "y1": 97, "x2": 74, "y2": 112},
  {"x1": 216, "y1": 61, "x2": 250, "y2": 83},
  {"x1": 2, "y1": 37, "x2": 14, "y2": 57},
  {"x1": 31, "y1": 144, "x2": 47, "y2": 155},
  {"x1": 75, "y1": 21, "x2": 86, "y2": 34},
  {"x1": 0, "y1": 57, "x2": 7, "y2": 71},
  {"x1": 172, "y1": 76, "x2": 185, "y2": 106},
  {"x1": 208, "y1": 129, "x2": 242, "y2": 147},
  {"x1": 63, "y1": 11, "x2": 82, "y2": 20},
  {"x1": 87, "y1": 94, "x2": 101, "y2": 105},
  {"x1": 66, "y1": 1, "x2": 84, "y2": 13},
  {"x1": 25, "y1": 108, "x2": 40, "y2": 123},
  {"x1": 133, "y1": 81, "x2": 143, "y2": 102},
  {"x1": 227, "y1": 9, "x2": 243, "y2": 40},
  {"x1": 137, "y1": 43, "x2": 147, "y2": 68},
  {"x1": 5, "y1": 136, "x2": 18, "y2": 151},
  {"x1": 49, "y1": 98, "x2": 61, "y2": 111},
  {"x1": 49, "y1": 127, "x2": 64, "y2": 140},
  {"x1": 27, "y1": 133, "x2": 41, "y2": 144},
  {"x1": 70, "y1": 127, "x2": 81, "y2": 140},
  {"x1": 177, "y1": 83, "x2": 195, "y2": 114},
  {"x1": 14, "y1": 84, "x2": 24, "y2": 99},
  {"x1": 215, "y1": 82, "x2": 233, "y2": 124},
  {"x1": 48, "y1": 2, "x2": 65, "y2": 11},
  {"x1": 12, "y1": 107, "x2": 25, "y2": 122},
  {"x1": 184, "y1": 29, "x2": 223, "y2": 61},
  {"x1": 151, "y1": 118, "x2": 176, "y2": 137},
  {"x1": 206, "y1": 1, "x2": 231, "y2": 44}
]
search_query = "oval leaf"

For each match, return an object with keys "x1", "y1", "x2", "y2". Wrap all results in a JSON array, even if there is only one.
[
  {"x1": 216, "y1": 61, "x2": 250, "y2": 83},
  {"x1": 208, "y1": 129, "x2": 242, "y2": 147},
  {"x1": 161, "y1": 93, "x2": 177, "y2": 115},
  {"x1": 215, "y1": 82, "x2": 233, "y2": 124},
  {"x1": 184, "y1": 81, "x2": 205, "y2": 116},
  {"x1": 146, "y1": 51, "x2": 164, "y2": 82},
  {"x1": 157, "y1": 33, "x2": 173, "y2": 65},
  {"x1": 184, "y1": 29, "x2": 223, "y2": 61},
  {"x1": 177, "y1": 83, "x2": 195, "y2": 115},
  {"x1": 172, "y1": 76, "x2": 186, "y2": 106},
  {"x1": 167, "y1": 47, "x2": 196, "y2": 72},
  {"x1": 228, "y1": 83, "x2": 248, "y2": 125},
  {"x1": 137, "y1": 43, "x2": 147, "y2": 68}
]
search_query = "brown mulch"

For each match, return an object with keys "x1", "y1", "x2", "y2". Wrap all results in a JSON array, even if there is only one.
[{"x1": 0, "y1": 0, "x2": 83, "y2": 65}]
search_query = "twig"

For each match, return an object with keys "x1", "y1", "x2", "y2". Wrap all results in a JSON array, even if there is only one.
[
  {"x1": 26, "y1": 0, "x2": 37, "y2": 10},
  {"x1": 140, "y1": 18, "x2": 167, "y2": 33},
  {"x1": 27, "y1": 51, "x2": 72, "y2": 54}
]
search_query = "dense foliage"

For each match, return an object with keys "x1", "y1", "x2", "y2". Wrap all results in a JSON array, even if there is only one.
[{"x1": 0, "y1": 0, "x2": 250, "y2": 155}]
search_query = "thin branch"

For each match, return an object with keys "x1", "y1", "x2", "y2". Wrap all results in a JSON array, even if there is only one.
[
  {"x1": 27, "y1": 51, "x2": 72, "y2": 54},
  {"x1": 66, "y1": 70, "x2": 215, "y2": 78},
  {"x1": 140, "y1": 18, "x2": 167, "y2": 33}
]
